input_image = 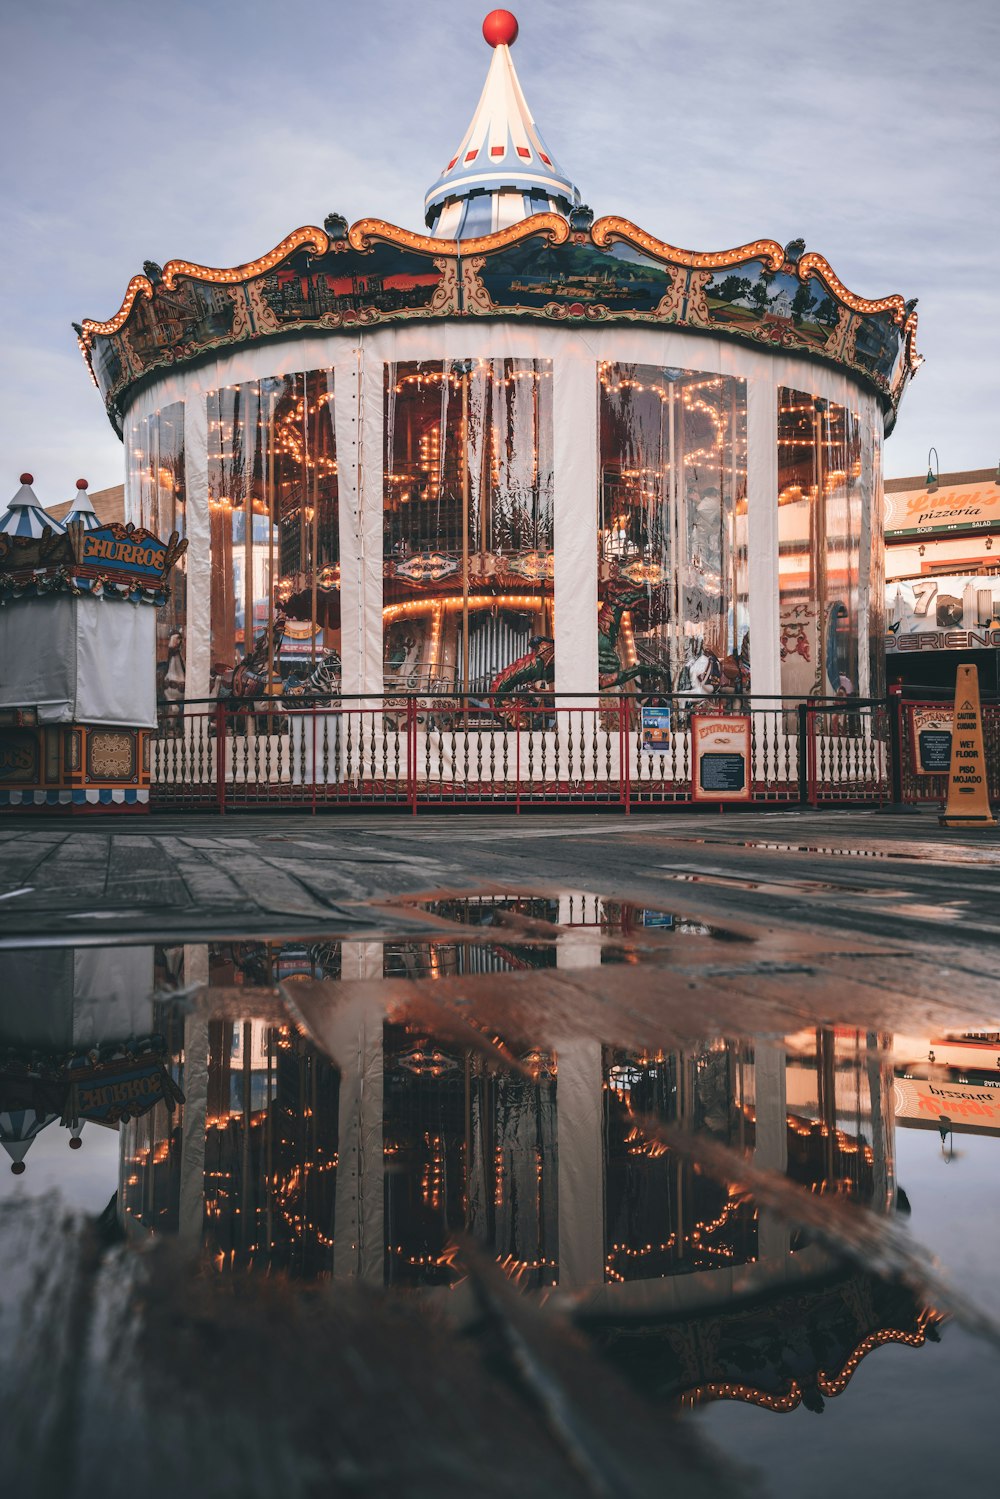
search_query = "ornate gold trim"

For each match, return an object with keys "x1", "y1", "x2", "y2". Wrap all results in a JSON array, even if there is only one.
[
  {"x1": 903, "y1": 308, "x2": 922, "y2": 371},
  {"x1": 79, "y1": 227, "x2": 331, "y2": 345},
  {"x1": 348, "y1": 219, "x2": 453, "y2": 254},
  {"x1": 348, "y1": 214, "x2": 569, "y2": 256},
  {"x1": 797, "y1": 252, "x2": 907, "y2": 324},
  {"x1": 159, "y1": 226, "x2": 329, "y2": 291},
  {"x1": 591, "y1": 216, "x2": 786, "y2": 271},
  {"x1": 80, "y1": 274, "x2": 154, "y2": 342},
  {"x1": 461, "y1": 214, "x2": 570, "y2": 255}
]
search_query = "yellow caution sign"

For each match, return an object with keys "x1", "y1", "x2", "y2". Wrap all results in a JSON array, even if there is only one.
[{"x1": 940, "y1": 664, "x2": 996, "y2": 826}]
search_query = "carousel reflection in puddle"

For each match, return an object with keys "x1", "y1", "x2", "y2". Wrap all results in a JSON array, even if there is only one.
[{"x1": 0, "y1": 902, "x2": 952, "y2": 1428}]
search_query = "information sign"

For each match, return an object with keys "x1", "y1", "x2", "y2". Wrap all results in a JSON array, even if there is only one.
[
  {"x1": 909, "y1": 706, "x2": 953, "y2": 775},
  {"x1": 691, "y1": 714, "x2": 751, "y2": 802},
  {"x1": 941, "y1": 665, "x2": 995, "y2": 826},
  {"x1": 640, "y1": 705, "x2": 672, "y2": 752}
]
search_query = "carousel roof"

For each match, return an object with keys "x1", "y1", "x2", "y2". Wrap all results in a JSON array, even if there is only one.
[
  {"x1": 60, "y1": 479, "x2": 101, "y2": 532},
  {"x1": 0, "y1": 474, "x2": 65, "y2": 540},
  {"x1": 425, "y1": 11, "x2": 580, "y2": 239},
  {"x1": 77, "y1": 14, "x2": 921, "y2": 433}
]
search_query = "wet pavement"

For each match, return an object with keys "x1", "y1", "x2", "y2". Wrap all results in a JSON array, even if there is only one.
[{"x1": 1, "y1": 811, "x2": 999, "y2": 1495}]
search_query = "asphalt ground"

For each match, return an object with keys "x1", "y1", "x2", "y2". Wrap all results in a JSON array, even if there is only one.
[{"x1": 1, "y1": 805, "x2": 999, "y2": 958}]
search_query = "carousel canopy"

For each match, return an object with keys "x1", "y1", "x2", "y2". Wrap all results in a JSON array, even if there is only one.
[
  {"x1": 77, "y1": 14, "x2": 921, "y2": 432},
  {"x1": 425, "y1": 11, "x2": 581, "y2": 239},
  {"x1": 0, "y1": 474, "x2": 65, "y2": 539},
  {"x1": 60, "y1": 478, "x2": 101, "y2": 531}
]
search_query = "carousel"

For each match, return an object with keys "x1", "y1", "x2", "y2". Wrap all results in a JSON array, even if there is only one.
[{"x1": 76, "y1": 11, "x2": 919, "y2": 747}]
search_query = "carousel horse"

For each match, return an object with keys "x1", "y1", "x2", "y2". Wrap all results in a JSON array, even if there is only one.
[
  {"x1": 489, "y1": 636, "x2": 555, "y2": 725},
  {"x1": 676, "y1": 638, "x2": 724, "y2": 711},
  {"x1": 719, "y1": 631, "x2": 751, "y2": 702},
  {"x1": 155, "y1": 629, "x2": 186, "y2": 736},
  {"x1": 597, "y1": 577, "x2": 672, "y2": 693},
  {"x1": 218, "y1": 611, "x2": 288, "y2": 702},
  {"x1": 283, "y1": 650, "x2": 342, "y2": 707}
]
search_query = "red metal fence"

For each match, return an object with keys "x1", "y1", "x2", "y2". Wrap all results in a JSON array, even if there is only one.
[
  {"x1": 894, "y1": 696, "x2": 1000, "y2": 806},
  {"x1": 148, "y1": 693, "x2": 904, "y2": 813}
]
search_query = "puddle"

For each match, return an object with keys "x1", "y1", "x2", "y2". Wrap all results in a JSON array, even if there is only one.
[{"x1": 1, "y1": 907, "x2": 998, "y2": 1494}]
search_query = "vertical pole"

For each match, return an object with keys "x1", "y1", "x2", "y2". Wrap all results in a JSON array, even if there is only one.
[
  {"x1": 408, "y1": 696, "x2": 418, "y2": 815},
  {"x1": 311, "y1": 708, "x2": 317, "y2": 816},
  {"x1": 310, "y1": 375, "x2": 320, "y2": 673},
  {"x1": 889, "y1": 680, "x2": 905, "y2": 806},
  {"x1": 215, "y1": 701, "x2": 226, "y2": 815},
  {"x1": 797, "y1": 699, "x2": 809, "y2": 807},
  {"x1": 266, "y1": 385, "x2": 276, "y2": 702},
  {"x1": 461, "y1": 369, "x2": 470, "y2": 696},
  {"x1": 243, "y1": 390, "x2": 254, "y2": 691},
  {"x1": 515, "y1": 700, "x2": 521, "y2": 816},
  {"x1": 620, "y1": 693, "x2": 630, "y2": 815}
]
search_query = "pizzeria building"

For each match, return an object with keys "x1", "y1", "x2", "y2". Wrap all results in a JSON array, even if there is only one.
[{"x1": 886, "y1": 465, "x2": 1000, "y2": 694}]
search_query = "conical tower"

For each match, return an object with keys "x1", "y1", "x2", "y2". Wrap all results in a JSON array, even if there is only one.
[
  {"x1": 0, "y1": 473, "x2": 65, "y2": 539},
  {"x1": 425, "y1": 11, "x2": 581, "y2": 239},
  {"x1": 61, "y1": 478, "x2": 101, "y2": 532}
]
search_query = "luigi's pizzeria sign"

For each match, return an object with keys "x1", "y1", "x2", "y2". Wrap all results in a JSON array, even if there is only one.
[{"x1": 885, "y1": 478, "x2": 1000, "y2": 539}]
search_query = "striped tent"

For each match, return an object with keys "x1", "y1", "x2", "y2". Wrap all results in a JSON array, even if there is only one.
[
  {"x1": 0, "y1": 473, "x2": 66, "y2": 538},
  {"x1": 61, "y1": 478, "x2": 101, "y2": 531},
  {"x1": 0, "y1": 1109, "x2": 57, "y2": 1174},
  {"x1": 425, "y1": 11, "x2": 581, "y2": 240}
]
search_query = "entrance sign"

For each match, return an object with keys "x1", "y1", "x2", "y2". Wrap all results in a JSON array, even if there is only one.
[
  {"x1": 940, "y1": 665, "x2": 995, "y2": 826},
  {"x1": 640, "y1": 705, "x2": 672, "y2": 752},
  {"x1": 909, "y1": 706, "x2": 953, "y2": 775},
  {"x1": 691, "y1": 714, "x2": 751, "y2": 802}
]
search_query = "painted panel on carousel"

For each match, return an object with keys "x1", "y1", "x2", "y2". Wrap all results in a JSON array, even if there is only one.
[
  {"x1": 79, "y1": 225, "x2": 460, "y2": 427},
  {"x1": 79, "y1": 220, "x2": 920, "y2": 430},
  {"x1": 466, "y1": 232, "x2": 675, "y2": 319}
]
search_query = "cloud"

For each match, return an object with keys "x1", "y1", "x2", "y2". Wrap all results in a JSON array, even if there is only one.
[{"x1": 0, "y1": 0, "x2": 996, "y2": 493}]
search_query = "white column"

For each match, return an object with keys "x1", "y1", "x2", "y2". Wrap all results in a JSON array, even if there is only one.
[
  {"x1": 183, "y1": 394, "x2": 211, "y2": 701},
  {"x1": 358, "y1": 339, "x2": 386, "y2": 698},
  {"x1": 334, "y1": 344, "x2": 365, "y2": 697},
  {"x1": 753, "y1": 1041, "x2": 790, "y2": 1263},
  {"x1": 746, "y1": 373, "x2": 781, "y2": 697},
  {"x1": 554, "y1": 933, "x2": 604, "y2": 1287},
  {"x1": 177, "y1": 944, "x2": 209, "y2": 1245},
  {"x1": 332, "y1": 943, "x2": 385, "y2": 1282},
  {"x1": 554, "y1": 340, "x2": 599, "y2": 696}
]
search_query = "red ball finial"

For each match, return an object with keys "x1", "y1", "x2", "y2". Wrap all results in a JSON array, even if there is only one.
[
  {"x1": 69, "y1": 1136, "x2": 83, "y2": 1150},
  {"x1": 483, "y1": 10, "x2": 518, "y2": 47},
  {"x1": 19, "y1": 473, "x2": 33, "y2": 485},
  {"x1": 76, "y1": 478, "x2": 88, "y2": 490},
  {"x1": 11, "y1": 1161, "x2": 25, "y2": 1175}
]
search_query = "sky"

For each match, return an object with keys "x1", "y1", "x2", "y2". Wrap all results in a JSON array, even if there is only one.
[{"x1": 0, "y1": 0, "x2": 997, "y2": 504}]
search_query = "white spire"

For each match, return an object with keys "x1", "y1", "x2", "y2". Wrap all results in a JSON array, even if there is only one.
[
  {"x1": 0, "y1": 473, "x2": 65, "y2": 539},
  {"x1": 62, "y1": 479, "x2": 101, "y2": 532},
  {"x1": 425, "y1": 12, "x2": 580, "y2": 239}
]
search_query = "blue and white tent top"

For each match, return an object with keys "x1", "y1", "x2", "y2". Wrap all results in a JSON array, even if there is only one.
[
  {"x1": 62, "y1": 479, "x2": 101, "y2": 531},
  {"x1": 0, "y1": 473, "x2": 66, "y2": 539},
  {"x1": 0, "y1": 1109, "x2": 58, "y2": 1170},
  {"x1": 425, "y1": 12, "x2": 581, "y2": 240}
]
